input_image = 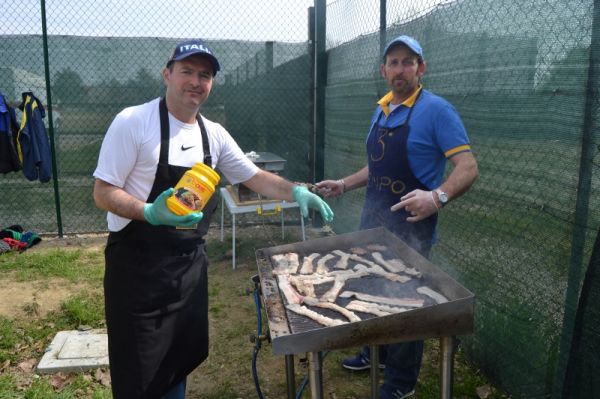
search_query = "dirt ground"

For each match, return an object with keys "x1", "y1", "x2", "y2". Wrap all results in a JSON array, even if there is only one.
[
  {"x1": 0, "y1": 279, "x2": 81, "y2": 319},
  {"x1": 0, "y1": 233, "x2": 108, "y2": 319},
  {"x1": 31, "y1": 233, "x2": 109, "y2": 252}
]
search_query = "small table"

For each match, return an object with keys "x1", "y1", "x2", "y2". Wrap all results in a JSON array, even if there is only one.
[{"x1": 220, "y1": 186, "x2": 306, "y2": 269}]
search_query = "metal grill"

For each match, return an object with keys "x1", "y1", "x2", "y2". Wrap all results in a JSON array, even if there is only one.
[{"x1": 256, "y1": 227, "x2": 474, "y2": 355}]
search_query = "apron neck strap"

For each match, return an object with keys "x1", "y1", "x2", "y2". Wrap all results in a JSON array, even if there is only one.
[
  {"x1": 403, "y1": 88, "x2": 422, "y2": 126},
  {"x1": 159, "y1": 97, "x2": 212, "y2": 166},
  {"x1": 196, "y1": 114, "x2": 212, "y2": 166}
]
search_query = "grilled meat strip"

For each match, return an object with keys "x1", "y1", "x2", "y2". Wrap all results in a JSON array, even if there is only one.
[
  {"x1": 346, "y1": 300, "x2": 409, "y2": 317},
  {"x1": 331, "y1": 249, "x2": 351, "y2": 269},
  {"x1": 271, "y1": 252, "x2": 300, "y2": 275},
  {"x1": 299, "y1": 253, "x2": 320, "y2": 274},
  {"x1": 339, "y1": 291, "x2": 424, "y2": 308},
  {"x1": 286, "y1": 304, "x2": 345, "y2": 327},
  {"x1": 320, "y1": 269, "x2": 369, "y2": 303},
  {"x1": 417, "y1": 286, "x2": 448, "y2": 304}
]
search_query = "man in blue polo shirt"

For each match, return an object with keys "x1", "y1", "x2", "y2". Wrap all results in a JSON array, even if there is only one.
[{"x1": 317, "y1": 34, "x2": 478, "y2": 399}]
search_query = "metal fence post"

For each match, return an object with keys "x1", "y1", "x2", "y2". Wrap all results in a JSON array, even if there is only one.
[
  {"x1": 379, "y1": 0, "x2": 386, "y2": 58},
  {"x1": 313, "y1": 0, "x2": 326, "y2": 185},
  {"x1": 40, "y1": 0, "x2": 63, "y2": 237},
  {"x1": 310, "y1": 0, "x2": 326, "y2": 227},
  {"x1": 308, "y1": 6, "x2": 315, "y2": 185},
  {"x1": 265, "y1": 41, "x2": 274, "y2": 73}
]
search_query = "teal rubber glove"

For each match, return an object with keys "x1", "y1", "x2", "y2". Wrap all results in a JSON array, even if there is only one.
[
  {"x1": 292, "y1": 186, "x2": 334, "y2": 222},
  {"x1": 143, "y1": 188, "x2": 204, "y2": 228}
]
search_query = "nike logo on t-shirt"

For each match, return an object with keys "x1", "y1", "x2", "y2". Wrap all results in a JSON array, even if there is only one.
[{"x1": 181, "y1": 145, "x2": 195, "y2": 151}]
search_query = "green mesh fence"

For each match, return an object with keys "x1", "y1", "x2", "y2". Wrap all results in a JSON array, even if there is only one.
[
  {"x1": 563, "y1": 228, "x2": 600, "y2": 398},
  {"x1": 324, "y1": 0, "x2": 600, "y2": 398},
  {"x1": 2, "y1": 0, "x2": 600, "y2": 398}
]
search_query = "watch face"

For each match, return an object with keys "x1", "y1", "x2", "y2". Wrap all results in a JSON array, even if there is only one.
[{"x1": 437, "y1": 190, "x2": 448, "y2": 203}]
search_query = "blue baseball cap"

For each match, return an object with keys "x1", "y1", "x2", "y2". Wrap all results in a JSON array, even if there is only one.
[
  {"x1": 383, "y1": 35, "x2": 424, "y2": 60},
  {"x1": 167, "y1": 39, "x2": 221, "y2": 76}
]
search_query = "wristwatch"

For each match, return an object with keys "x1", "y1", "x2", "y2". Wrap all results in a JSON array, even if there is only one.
[{"x1": 435, "y1": 189, "x2": 449, "y2": 207}]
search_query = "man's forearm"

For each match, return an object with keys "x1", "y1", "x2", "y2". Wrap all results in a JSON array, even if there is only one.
[
  {"x1": 93, "y1": 179, "x2": 146, "y2": 221},
  {"x1": 438, "y1": 152, "x2": 478, "y2": 201},
  {"x1": 342, "y1": 166, "x2": 369, "y2": 192},
  {"x1": 242, "y1": 169, "x2": 296, "y2": 201}
]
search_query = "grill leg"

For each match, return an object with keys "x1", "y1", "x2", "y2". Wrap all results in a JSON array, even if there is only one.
[
  {"x1": 232, "y1": 213, "x2": 236, "y2": 269},
  {"x1": 285, "y1": 354, "x2": 295, "y2": 399},
  {"x1": 370, "y1": 344, "x2": 380, "y2": 399},
  {"x1": 281, "y1": 209, "x2": 285, "y2": 239},
  {"x1": 308, "y1": 351, "x2": 323, "y2": 399},
  {"x1": 220, "y1": 195, "x2": 224, "y2": 241},
  {"x1": 440, "y1": 336, "x2": 455, "y2": 399}
]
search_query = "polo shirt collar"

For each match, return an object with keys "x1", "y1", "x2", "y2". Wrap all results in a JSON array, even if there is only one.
[{"x1": 378, "y1": 85, "x2": 422, "y2": 117}]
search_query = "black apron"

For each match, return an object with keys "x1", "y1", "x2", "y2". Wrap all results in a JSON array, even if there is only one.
[
  {"x1": 104, "y1": 98, "x2": 219, "y2": 398},
  {"x1": 360, "y1": 90, "x2": 436, "y2": 257}
]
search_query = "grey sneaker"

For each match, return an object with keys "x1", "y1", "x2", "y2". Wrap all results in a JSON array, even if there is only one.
[
  {"x1": 394, "y1": 390, "x2": 415, "y2": 399},
  {"x1": 380, "y1": 387, "x2": 415, "y2": 399},
  {"x1": 341, "y1": 353, "x2": 385, "y2": 371}
]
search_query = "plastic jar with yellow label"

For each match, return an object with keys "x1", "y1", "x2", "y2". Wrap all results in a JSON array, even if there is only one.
[{"x1": 166, "y1": 163, "x2": 221, "y2": 216}]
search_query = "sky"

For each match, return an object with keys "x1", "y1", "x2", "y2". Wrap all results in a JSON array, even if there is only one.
[
  {"x1": 0, "y1": 0, "x2": 326, "y2": 42},
  {"x1": 0, "y1": 0, "x2": 449, "y2": 44}
]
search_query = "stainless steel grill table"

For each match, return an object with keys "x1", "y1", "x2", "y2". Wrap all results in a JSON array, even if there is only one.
[
  {"x1": 220, "y1": 186, "x2": 306, "y2": 269},
  {"x1": 255, "y1": 227, "x2": 474, "y2": 399}
]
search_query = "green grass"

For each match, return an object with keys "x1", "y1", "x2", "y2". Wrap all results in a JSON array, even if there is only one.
[
  {"x1": 0, "y1": 375, "x2": 17, "y2": 398},
  {"x1": 0, "y1": 249, "x2": 104, "y2": 284},
  {"x1": 59, "y1": 109, "x2": 113, "y2": 135},
  {"x1": 0, "y1": 317, "x2": 19, "y2": 362},
  {"x1": 56, "y1": 139, "x2": 102, "y2": 175},
  {"x1": 59, "y1": 293, "x2": 105, "y2": 328},
  {"x1": 18, "y1": 374, "x2": 112, "y2": 399}
]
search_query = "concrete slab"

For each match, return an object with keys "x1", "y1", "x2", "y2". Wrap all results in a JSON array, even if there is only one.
[{"x1": 37, "y1": 329, "x2": 109, "y2": 374}]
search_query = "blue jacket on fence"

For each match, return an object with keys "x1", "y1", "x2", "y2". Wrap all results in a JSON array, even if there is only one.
[
  {"x1": 0, "y1": 92, "x2": 21, "y2": 174},
  {"x1": 17, "y1": 92, "x2": 52, "y2": 182}
]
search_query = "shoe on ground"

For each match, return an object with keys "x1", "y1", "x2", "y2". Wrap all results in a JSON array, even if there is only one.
[
  {"x1": 379, "y1": 386, "x2": 415, "y2": 399},
  {"x1": 341, "y1": 353, "x2": 385, "y2": 371}
]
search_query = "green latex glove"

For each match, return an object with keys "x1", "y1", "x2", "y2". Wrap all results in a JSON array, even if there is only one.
[
  {"x1": 292, "y1": 186, "x2": 334, "y2": 222},
  {"x1": 143, "y1": 188, "x2": 204, "y2": 228}
]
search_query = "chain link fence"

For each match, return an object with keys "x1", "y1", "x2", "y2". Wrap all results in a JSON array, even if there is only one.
[
  {"x1": 324, "y1": 0, "x2": 600, "y2": 398},
  {"x1": 2, "y1": 0, "x2": 600, "y2": 397},
  {"x1": 0, "y1": 0, "x2": 314, "y2": 234}
]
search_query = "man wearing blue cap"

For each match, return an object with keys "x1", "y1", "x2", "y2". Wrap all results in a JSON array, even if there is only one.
[
  {"x1": 93, "y1": 39, "x2": 333, "y2": 398},
  {"x1": 317, "y1": 35, "x2": 478, "y2": 398}
]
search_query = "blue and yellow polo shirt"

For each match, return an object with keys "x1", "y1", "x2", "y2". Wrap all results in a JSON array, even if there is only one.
[{"x1": 369, "y1": 86, "x2": 471, "y2": 189}]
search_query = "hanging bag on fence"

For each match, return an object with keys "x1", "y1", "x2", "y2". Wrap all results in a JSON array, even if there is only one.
[
  {"x1": 0, "y1": 92, "x2": 22, "y2": 174},
  {"x1": 17, "y1": 91, "x2": 52, "y2": 183}
]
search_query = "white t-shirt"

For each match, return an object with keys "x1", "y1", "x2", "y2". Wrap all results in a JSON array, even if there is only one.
[{"x1": 93, "y1": 98, "x2": 259, "y2": 231}]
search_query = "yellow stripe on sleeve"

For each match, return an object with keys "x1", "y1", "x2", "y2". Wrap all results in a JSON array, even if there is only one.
[{"x1": 445, "y1": 144, "x2": 471, "y2": 158}]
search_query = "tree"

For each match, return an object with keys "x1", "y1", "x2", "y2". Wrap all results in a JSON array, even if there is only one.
[
  {"x1": 53, "y1": 68, "x2": 86, "y2": 107},
  {"x1": 124, "y1": 68, "x2": 164, "y2": 105}
]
